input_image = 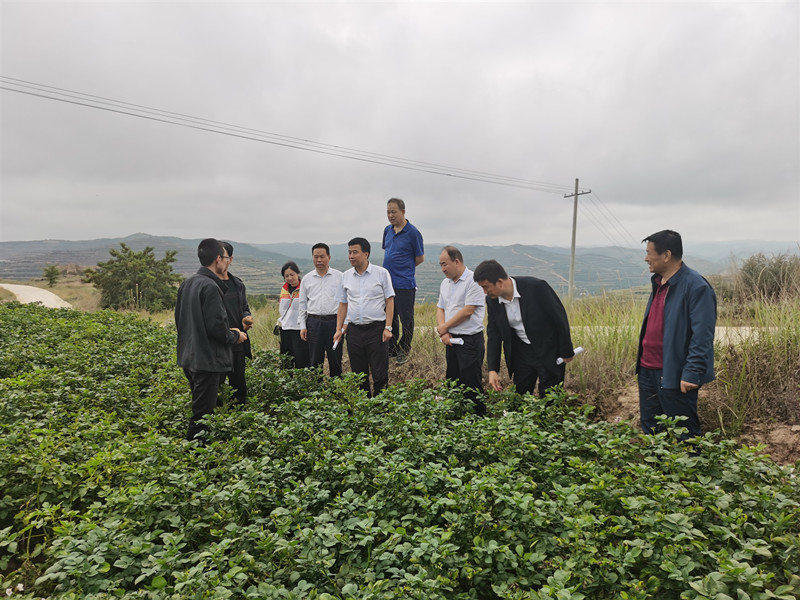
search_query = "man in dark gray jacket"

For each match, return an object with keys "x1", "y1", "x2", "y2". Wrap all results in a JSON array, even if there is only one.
[{"x1": 176, "y1": 238, "x2": 246, "y2": 442}]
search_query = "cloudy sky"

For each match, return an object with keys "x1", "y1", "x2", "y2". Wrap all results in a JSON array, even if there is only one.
[{"x1": 1, "y1": 0, "x2": 798, "y2": 249}]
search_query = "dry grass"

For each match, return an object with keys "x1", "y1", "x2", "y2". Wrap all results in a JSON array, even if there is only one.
[
  {"x1": 707, "y1": 295, "x2": 800, "y2": 435},
  {"x1": 563, "y1": 293, "x2": 643, "y2": 407}
]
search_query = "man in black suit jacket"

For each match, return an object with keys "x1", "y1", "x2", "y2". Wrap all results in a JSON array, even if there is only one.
[{"x1": 473, "y1": 260, "x2": 574, "y2": 397}]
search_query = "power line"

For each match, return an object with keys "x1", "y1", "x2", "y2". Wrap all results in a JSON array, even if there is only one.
[
  {"x1": 578, "y1": 200, "x2": 626, "y2": 248},
  {"x1": 586, "y1": 191, "x2": 639, "y2": 248},
  {"x1": 4, "y1": 76, "x2": 644, "y2": 252},
  {"x1": 580, "y1": 197, "x2": 636, "y2": 249},
  {"x1": 1, "y1": 76, "x2": 573, "y2": 195}
]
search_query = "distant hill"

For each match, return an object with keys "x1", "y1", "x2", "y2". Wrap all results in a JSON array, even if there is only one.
[{"x1": 1, "y1": 233, "x2": 796, "y2": 299}]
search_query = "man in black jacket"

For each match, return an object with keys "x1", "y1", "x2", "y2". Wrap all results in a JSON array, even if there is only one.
[
  {"x1": 175, "y1": 238, "x2": 247, "y2": 442},
  {"x1": 474, "y1": 260, "x2": 574, "y2": 397}
]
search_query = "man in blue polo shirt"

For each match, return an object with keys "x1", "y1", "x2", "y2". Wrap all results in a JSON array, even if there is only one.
[{"x1": 382, "y1": 197, "x2": 424, "y2": 364}]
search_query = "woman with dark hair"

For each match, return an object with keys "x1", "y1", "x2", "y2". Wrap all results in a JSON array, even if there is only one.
[{"x1": 278, "y1": 261, "x2": 309, "y2": 368}]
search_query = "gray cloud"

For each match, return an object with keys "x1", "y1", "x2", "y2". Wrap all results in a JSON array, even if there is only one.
[{"x1": 2, "y1": 1, "x2": 798, "y2": 248}]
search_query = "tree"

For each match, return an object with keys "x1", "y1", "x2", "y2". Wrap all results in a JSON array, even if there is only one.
[
  {"x1": 43, "y1": 265, "x2": 60, "y2": 288},
  {"x1": 83, "y1": 243, "x2": 183, "y2": 311}
]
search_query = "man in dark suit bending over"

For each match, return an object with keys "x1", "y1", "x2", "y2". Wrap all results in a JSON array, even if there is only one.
[{"x1": 473, "y1": 259, "x2": 574, "y2": 397}]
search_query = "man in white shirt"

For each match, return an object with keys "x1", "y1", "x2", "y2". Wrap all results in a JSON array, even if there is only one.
[
  {"x1": 435, "y1": 246, "x2": 487, "y2": 415},
  {"x1": 299, "y1": 243, "x2": 344, "y2": 376},
  {"x1": 334, "y1": 237, "x2": 395, "y2": 396}
]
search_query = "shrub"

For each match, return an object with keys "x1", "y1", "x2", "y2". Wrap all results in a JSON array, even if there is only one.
[
  {"x1": 736, "y1": 252, "x2": 800, "y2": 301},
  {"x1": 42, "y1": 265, "x2": 60, "y2": 288},
  {"x1": 83, "y1": 243, "x2": 182, "y2": 311}
]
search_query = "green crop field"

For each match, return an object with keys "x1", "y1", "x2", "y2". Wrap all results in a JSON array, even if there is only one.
[{"x1": 1, "y1": 302, "x2": 799, "y2": 599}]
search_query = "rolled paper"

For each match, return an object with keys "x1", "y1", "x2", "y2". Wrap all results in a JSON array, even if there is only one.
[{"x1": 557, "y1": 346, "x2": 584, "y2": 365}]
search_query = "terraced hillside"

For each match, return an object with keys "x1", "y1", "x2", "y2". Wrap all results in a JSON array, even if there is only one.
[{"x1": 0, "y1": 232, "x2": 768, "y2": 298}]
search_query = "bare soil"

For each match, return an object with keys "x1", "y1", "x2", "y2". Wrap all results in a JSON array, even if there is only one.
[
  {"x1": 739, "y1": 423, "x2": 800, "y2": 466},
  {"x1": 600, "y1": 383, "x2": 800, "y2": 465}
]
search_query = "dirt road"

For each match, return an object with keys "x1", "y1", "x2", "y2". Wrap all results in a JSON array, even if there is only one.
[{"x1": 0, "y1": 284, "x2": 72, "y2": 308}]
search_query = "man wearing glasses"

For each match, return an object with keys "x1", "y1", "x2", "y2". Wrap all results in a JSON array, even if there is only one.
[
  {"x1": 175, "y1": 238, "x2": 247, "y2": 443},
  {"x1": 220, "y1": 241, "x2": 253, "y2": 404}
]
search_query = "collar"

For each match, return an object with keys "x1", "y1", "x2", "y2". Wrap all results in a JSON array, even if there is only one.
[
  {"x1": 652, "y1": 262, "x2": 686, "y2": 287},
  {"x1": 392, "y1": 219, "x2": 413, "y2": 234},
  {"x1": 451, "y1": 267, "x2": 470, "y2": 283},
  {"x1": 199, "y1": 266, "x2": 226, "y2": 292},
  {"x1": 498, "y1": 277, "x2": 521, "y2": 304},
  {"x1": 199, "y1": 266, "x2": 221, "y2": 280},
  {"x1": 354, "y1": 262, "x2": 372, "y2": 276}
]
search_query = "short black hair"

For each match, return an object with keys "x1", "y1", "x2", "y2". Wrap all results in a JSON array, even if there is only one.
[
  {"x1": 198, "y1": 238, "x2": 224, "y2": 267},
  {"x1": 281, "y1": 261, "x2": 301, "y2": 278},
  {"x1": 387, "y1": 198, "x2": 405, "y2": 210},
  {"x1": 473, "y1": 259, "x2": 508, "y2": 284},
  {"x1": 441, "y1": 245, "x2": 463, "y2": 263},
  {"x1": 348, "y1": 237, "x2": 371, "y2": 256},
  {"x1": 312, "y1": 242, "x2": 330, "y2": 256},
  {"x1": 643, "y1": 230, "x2": 683, "y2": 259},
  {"x1": 222, "y1": 241, "x2": 234, "y2": 257}
]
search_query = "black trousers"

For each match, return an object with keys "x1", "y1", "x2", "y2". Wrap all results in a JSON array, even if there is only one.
[
  {"x1": 445, "y1": 331, "x2": 486, "y2": 415},
  {"x1": 638, "y1": 367, "x2": 702, "y2": 439},
  {"x1": 389, "y1": 288, "x2": 416, "y2": 356},
  {"x1": 222, "y1": 351, "x2": 247, "y2": 405},
  {"x1": 280, "y1": 328, "x2": 310, "y2": 368},
  {"x1": 347, "y1": 321, "x2": 389, "y2": 397},
  {"x1": 511, "y1": 336, "x2": 565, "y2": 398},
  {"x1": 307, "y1": 315, "x2": 343, "y2": 376},
  {"x1": 184, "y1": 369, "x2": 225, "y2": 442}
]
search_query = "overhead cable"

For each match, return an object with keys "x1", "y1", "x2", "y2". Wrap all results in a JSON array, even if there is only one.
[
  {"x1": 586, "y1": 192, "x2": 639, "y2": 248},
  {"x1": 577, "y1": 201, "x2": 626, "y2": 248},
  {"x1": 1, "y1": 76, "x2": 573, "y2": 194}
]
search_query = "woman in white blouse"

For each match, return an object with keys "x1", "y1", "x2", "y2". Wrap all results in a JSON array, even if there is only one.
[{"x1": 278, "y1": 261, "x2": 310, "y2": 368}]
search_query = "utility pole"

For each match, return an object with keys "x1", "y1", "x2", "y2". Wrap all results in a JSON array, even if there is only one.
[{"x1": 564, "y1": 178, "x2": 591, "y2": 303}]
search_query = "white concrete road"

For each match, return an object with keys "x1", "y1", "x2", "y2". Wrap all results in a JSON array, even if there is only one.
[{"x1": 0, "y1": 284, "x2": 72, "y2": 308}]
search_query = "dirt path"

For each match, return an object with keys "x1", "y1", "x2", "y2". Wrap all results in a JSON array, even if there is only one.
[{"x1": 0, "y1": 284, "x2": 72, "y2": 308}]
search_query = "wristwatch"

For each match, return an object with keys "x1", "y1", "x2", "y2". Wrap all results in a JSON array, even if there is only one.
[{"x1": 385, "y1": 326, "x2": 392, "y2": 331}]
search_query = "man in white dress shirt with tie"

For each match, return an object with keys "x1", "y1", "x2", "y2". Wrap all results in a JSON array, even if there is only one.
[
  {"x1": 435, "y1": 246, "x2": 487, "y2": 415},
  {"x1": 299, "y1": 243, "x2": 344, "y2": 376},
  {"x1": 334, "y1": 237, "x2": 395, "y2": 396}
]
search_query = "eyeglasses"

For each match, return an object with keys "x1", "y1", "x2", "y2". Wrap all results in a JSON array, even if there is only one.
[{"x1": 220, "y1": 255, "x2": 231, "y2": 260}]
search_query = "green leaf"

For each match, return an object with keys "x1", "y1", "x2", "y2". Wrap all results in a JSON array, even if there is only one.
[
  {"x1": 341, "y1": 583, "x2": 358, "y2": 594},
  {"x1": 152, "y1": 576, "x2": 167, "y2": 589}
]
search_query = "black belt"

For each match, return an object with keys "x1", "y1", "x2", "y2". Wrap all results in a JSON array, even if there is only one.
[
  {"x1": 454, "y1": 331, "x2": 484, "y2": 339},
  {"x1": 308, "y1": 313, "x2": 337, "y2": 321},
  {"x1": 349, "y1": 321, "x2": 383, "y2": 329}
]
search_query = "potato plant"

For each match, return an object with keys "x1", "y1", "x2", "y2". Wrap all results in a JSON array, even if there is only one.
[{"x1": 1, "y1": 303, "x2": 798, "y2": 599}]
